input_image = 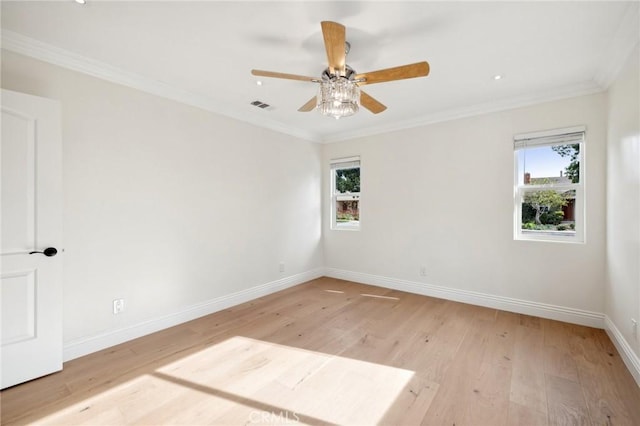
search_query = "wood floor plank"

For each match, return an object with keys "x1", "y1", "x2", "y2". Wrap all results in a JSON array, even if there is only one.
[
  {"x1": 510, "y1": 325, "x2": 547, "y2": 415},
  {"x1": 593, "y1": 331, "x2": 640, "y2": 425},
  {"x1": 546, "y1": 373, "x2": 592, "y2": 426},
  {"x1": 1, "y1": 278, "x2": 639, "y2": 426},
  {"x1": 543, "y1": 345, "x2": 581, "y2": 383},
  {"x1": 543, "y1": 318, "x2": 574, "y2": 350},
  {"x1": 421, "y1": 318, "x2": 512, "y2": 426},
  {"x1": 518, "y1": 313, "x2": 543, "y2": 330},
  {"x1": 507, "y1": 401, "x2": 548, "y2": 426},
  {"x1": 378, "y1": 372, "x2": 439, "y2": 425}
]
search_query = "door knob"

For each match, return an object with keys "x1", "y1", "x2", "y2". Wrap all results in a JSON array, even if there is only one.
[{"x1": 29, "y1": 247, "x2": 58, "y2": 257}]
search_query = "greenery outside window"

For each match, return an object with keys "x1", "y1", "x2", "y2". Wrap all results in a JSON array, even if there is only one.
[
  {"x1": 514, "y1": 126, "x2": 585, "y2": 242},
  {"x1": 330, "y1": 157, "x2": 360, "y2": 230}
]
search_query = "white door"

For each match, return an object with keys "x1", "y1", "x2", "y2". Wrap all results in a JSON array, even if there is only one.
[{"x1": 1, "y1": 89, "x2": 63, "y2": 389}]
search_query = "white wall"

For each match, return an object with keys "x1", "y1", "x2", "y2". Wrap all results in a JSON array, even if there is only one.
[
  {"x1": 323, "y1": 94, "x2": 607, "y2": 315},
  {"x1": 1, "y1": 47, "x2": 627, "y2": 364},
  {"x1": 606, "y1": 44, "x2": 640, "y2": 361},
  {"x1": 1, "y1": 51, "x2": 324, "y2": 352}
]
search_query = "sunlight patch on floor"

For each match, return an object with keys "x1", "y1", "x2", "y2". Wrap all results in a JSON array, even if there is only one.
[
  {"x1": 38, "y1": 336, "x2": 414, "y2": 425},
  {"x1": 360, "y1": 293, "x2": 400, "y2": 301}
]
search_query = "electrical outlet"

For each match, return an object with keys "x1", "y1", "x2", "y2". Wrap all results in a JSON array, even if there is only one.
[
  {"x1": 420, "y1": 266, "x2": 427, "y2": 277},
  {"x1": 632, "y1": 318, "x2": 638, "y2": 339},
  {"x1": 279, "y1": 262, "x2": 285, "y2": 273},
  {"x1": 113, "y1": 298, "x2": 125, "y2": 314}
]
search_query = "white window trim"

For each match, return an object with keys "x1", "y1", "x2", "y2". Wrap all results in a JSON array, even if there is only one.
[
  {"x1": 514, "y1": 125, "x2": 586, "y2": 142},
  {"x1": 513, "y1": 126, "x2": 585, "y2": 243},
  {"x1": 330, "y1": 156, "x2": 361, "y2": 231}
]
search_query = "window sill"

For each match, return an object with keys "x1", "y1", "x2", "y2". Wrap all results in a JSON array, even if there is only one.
[
  {"x1": 331, "y1": 224, "x2": 360, "y2": 231},
  {"x1": 515, "y1": 231, "x2": 584, "y2": 244}
]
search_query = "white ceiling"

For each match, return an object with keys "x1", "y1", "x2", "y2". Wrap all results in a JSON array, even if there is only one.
[{"x1": 2, "y1": 1, "x2": 638, "y2": 142}]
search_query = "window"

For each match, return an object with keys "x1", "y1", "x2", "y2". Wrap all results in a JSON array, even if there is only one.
[
  {"x1": 331, "y1": 157, "x2": 360, "y2": 230},
  {"x1": 514, "y1": 126, "x2": 585, "y2": 242}
]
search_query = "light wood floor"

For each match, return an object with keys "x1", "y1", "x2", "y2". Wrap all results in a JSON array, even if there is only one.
[{"x1": 2, "y1": 278, "x2": 639, "y2": 425}]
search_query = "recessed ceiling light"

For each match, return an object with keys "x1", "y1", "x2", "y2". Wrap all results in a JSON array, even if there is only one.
[
  {"x1": 74, "y1": 0, "x2": 86, "y2": 4},
  {"x1": 256, "y1": 81, "x2": 263, "y2": 86},
  {"x1": 493, "y1": 74, "x2": 504, "y2": 81}
]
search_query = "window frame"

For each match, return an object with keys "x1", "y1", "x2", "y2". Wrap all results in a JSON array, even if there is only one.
[
  {"x1": 513, "y1": 126, "x2": 585, "y2": 243},
  {"x1": 330, "y1": 156, "x2": 361, "y2": 231}
]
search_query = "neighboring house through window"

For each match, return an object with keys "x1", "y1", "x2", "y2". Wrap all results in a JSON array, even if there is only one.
[
  {"x1": 330, "y1": 157, "x2": 360, "y2": 230},
  {"x1": 514, "y1": 126, "x2": 585, "y2": 242}
]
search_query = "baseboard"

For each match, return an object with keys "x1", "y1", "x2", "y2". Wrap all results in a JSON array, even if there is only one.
[
  {"x1": 324, "y1": 268, "x2": 604, "y2": 328},
  {"x1": 604, "y1": 315, "x2": 640, "y2": 387},
  {"x1": 63, "y1": 268, "x2": 324, "y2": 361},
  {"x1": 63, "y1": 267, "x2": 639, "y2": 387}
]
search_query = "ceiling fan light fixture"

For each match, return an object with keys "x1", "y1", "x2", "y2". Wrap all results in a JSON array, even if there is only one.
[
  {"x1": 317, "y1": 77, "x2": 360, "y2": 119},
  {"x1": 252, "y1": 21, "x2": 429, "y2": 118}
]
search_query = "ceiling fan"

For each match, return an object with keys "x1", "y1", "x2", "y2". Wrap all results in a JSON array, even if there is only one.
[{"x1": 251, "y1": 21, "x2": 430, "y2": 119}]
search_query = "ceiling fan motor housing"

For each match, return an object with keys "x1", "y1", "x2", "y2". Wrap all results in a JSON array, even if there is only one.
[{"x1": 322, "y1": 65, "x2": 357, "y2": 81}]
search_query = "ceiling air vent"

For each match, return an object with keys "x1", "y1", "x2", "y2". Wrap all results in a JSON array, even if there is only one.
[{"x1": 250, "y1": 100, "x2": 271, "y2": 109}]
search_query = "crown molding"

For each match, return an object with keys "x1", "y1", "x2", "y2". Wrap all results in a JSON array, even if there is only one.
[
  {"x1": 1, "y1": 28, "x2": 622, "y2": 145},
  {"x1": 593, "y1": 3, "x2": 640, "y2": 89},
  {"x1": 321, "y1": 80, "x2": 604, "y2": 143},
  {"x1": 1, "y1": 30, "x2": 322, "y2": 143}
]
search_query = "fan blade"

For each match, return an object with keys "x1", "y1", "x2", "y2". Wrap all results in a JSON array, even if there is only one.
[
  {"x1": 360, "y1": 91, "x2": 387, "y2": 114},
  {"x1": 298, "y1": 96, "x2": 317, "y2": 112},
  {"x1": 251, "y1": 69, "x2": 318, "y2": 82},
  {"x1": 355, "y1": 61, "x2": 430, "y2": 86},
  {"x1": 321, "y1": 21, "x2": 346, "y2": 75}
]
